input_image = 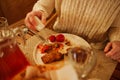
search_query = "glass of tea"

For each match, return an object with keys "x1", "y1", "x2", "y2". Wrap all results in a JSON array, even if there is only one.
[{"x1": 0, "y1": 28, "x2": 30, "y2": 80}]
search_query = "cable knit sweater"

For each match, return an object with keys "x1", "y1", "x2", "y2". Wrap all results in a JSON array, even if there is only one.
[{"x1": 33, "y1": 0, "x2": 120, "y2": 43}]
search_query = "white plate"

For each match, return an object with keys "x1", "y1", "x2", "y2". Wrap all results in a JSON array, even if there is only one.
[{"x1": 33, "y1": 33, "x2": 91, "y2": 65}]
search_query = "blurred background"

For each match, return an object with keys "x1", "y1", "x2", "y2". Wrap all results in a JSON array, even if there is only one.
[{"x1": 0, "y1": 0, "x2": 37, "y2": 25}]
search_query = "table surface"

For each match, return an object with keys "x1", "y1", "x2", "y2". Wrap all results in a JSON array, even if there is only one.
[{"x1": 9, "y1": 19, "x2": 120, "y2": 80}]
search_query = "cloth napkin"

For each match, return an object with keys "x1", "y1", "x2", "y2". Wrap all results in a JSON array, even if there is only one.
[
  {"x1": 49, "y1": 63, "x2": 78, "y2": 80},
  {"x1": 25, "y1": 63, "x2": 78, "y2": 80}
]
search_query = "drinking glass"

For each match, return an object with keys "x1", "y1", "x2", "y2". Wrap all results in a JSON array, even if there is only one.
[
  {"x1": 0, "y1": 17, "x2": 8, "y2": 29},
  {"x1": 67, "y1": 47, "x2": 96, "y2": 80},
  {"x1": 0, "y1": 28, "x2": 30, "y2": 80}
]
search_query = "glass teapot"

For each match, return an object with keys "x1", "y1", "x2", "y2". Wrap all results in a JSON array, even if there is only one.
[{"x1": 0, "y1": 27, "x2": 30, "y2": 80}]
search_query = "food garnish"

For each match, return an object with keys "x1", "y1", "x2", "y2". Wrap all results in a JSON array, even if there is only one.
[
  {"x1": 38, "y1": 44, "x2": 52, "y2": 53},
  {"x1": 48, "y1": 35, "x2": 56, "y2": 42},
  {"x1": 56, "y1": 34, "x2": 65, "y2": 42},
  {"x1": 48, "y1": 34, "x2": 65, "y2": 42}
]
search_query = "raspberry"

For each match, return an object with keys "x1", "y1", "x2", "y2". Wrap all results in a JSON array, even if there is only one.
[
  {"x1": 56, "y1": 34, "x2": 65, "y2": 42},
  {"x1": 48, "y1": 35, "x2": 56, "y2": 42}
]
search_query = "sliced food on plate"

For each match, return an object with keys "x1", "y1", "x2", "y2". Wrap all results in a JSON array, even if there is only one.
[
  {"x1": 37, "y1": 34, "x2": 72, "y2": 64},
  {"x1": 33, "y1": 33, "x2": 92, "y2": 71}
]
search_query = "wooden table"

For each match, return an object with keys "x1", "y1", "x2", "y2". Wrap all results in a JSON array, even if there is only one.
[{"x1": 9, "y1": 19, "x2": 120, "y2": 80}]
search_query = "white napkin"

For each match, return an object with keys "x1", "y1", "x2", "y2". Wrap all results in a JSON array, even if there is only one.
[
  {"x1": 25, "y1": 66, "x2": 51, "y2": 79},
  {"x1": 50, "y1": 63, "x2": 79, "y2": 80},
  {"x1": 25, "y1": 66, "x2": 40, "y2": 79},
  {"x1": 34, "y1": 16, "x2": 45, "y2": 31}
]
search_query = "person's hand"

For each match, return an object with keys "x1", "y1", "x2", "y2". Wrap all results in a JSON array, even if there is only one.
[
  {"x1": 24, "y1": 10, "x2": 46, "y2": 30},
  {"x1": 104, "y1": 41, "x2": 120, "y2": 62}
]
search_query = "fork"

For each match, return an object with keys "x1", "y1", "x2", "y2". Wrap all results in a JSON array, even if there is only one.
[
  {"x1": 27, "y1": 16, "x2": 46, "y2": 42},
  {"x1": 27, "y1": 28, "x2": 46, "y2": 42}
]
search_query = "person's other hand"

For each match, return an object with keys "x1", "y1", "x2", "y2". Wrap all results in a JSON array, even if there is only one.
[
  {"x1": 104, "y1": 41, "x2": 120, "y2": 62},
  {"x1": 24, "y1": 10, "x2": 46, "y2": 30}
]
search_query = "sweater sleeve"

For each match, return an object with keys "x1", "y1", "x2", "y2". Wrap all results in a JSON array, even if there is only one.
[
  {"x1": 33, "y1": 0, "x2": 55, "y2": 17},
  {"x1": 108, "y1": 11, "x2": 120, "y2": 41}
]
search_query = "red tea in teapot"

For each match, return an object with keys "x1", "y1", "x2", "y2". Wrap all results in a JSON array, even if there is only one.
[{"x1": 0, "y1": 38, "x2": 30, "y2": 80}]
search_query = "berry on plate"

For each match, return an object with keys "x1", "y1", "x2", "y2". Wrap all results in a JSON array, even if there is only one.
[
  {"x1": 48, "y1": 35, "x2": 56, "y2": 42},
  {"x1": 56, "y1": 34, "x2": 65, "y2": 42}
]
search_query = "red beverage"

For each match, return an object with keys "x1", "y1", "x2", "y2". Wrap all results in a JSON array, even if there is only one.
[{"x1": 0, "y1": 38, "x2": 30, "y2": 80}]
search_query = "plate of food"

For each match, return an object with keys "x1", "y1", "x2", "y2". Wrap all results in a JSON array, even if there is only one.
[{"x1": 33, "y1": 33, "x2": 93, "y2": 72}]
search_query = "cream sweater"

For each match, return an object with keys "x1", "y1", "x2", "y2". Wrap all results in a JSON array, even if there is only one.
[{"x1": 33, "y1": 0, "x2": 120, "y2": 43}]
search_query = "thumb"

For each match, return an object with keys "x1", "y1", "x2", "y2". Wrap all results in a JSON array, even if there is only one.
[
  {"x1": 104, "y1": 42, "x2": 112, "y2": 53},
  {"x1": 41, "y1": 13, "x2": 46, "y2": 25},
  {"x1": 41, "y1": 12, "x2": 46, "y2": 25}
]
